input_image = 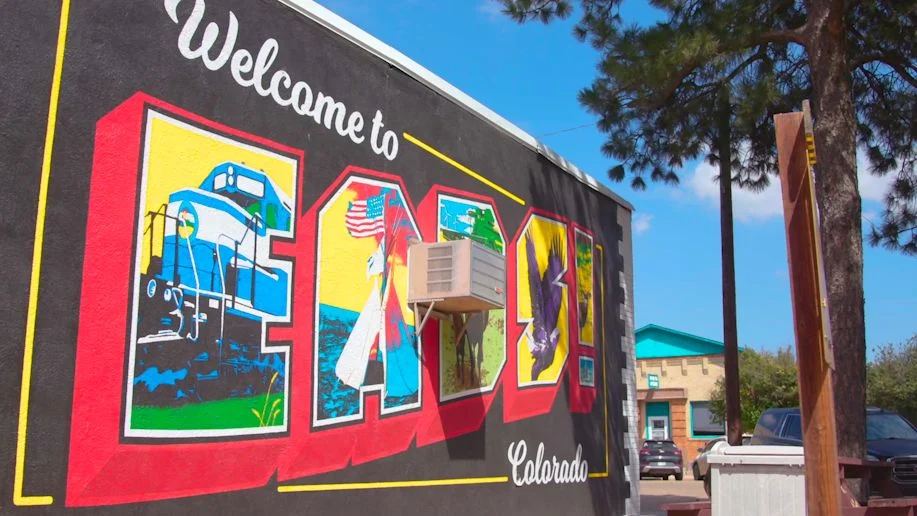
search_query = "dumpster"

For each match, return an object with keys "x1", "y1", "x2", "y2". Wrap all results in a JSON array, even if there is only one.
[{"x1": 708, "y1": 445, "x2": 806, "y2": 516}]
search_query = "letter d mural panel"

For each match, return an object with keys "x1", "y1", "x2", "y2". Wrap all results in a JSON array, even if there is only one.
[{"x1": 0, "y1": 0, "x2": 637, "y2": 514}]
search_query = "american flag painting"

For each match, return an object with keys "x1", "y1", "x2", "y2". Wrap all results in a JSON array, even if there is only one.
[{"x1": 345, "y1": 193, "x2": 386, "y2": 238}]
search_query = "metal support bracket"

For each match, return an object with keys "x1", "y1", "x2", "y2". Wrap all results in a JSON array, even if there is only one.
[{"x1": 411, "y1": 300, "x2": 448, "y2": 336}]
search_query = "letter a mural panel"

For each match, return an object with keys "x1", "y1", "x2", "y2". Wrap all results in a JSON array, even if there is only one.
[
  {"x1": 313, "y1": 174, "x2": 421, "y2": 427},
  {"x1": 1, "y1": 0, "x2": 638, "y2": 514}
]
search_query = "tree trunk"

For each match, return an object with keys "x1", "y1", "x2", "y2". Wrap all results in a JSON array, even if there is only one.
[
  {"x1": 718, "y1": 89, "x2": 743, "y2": 446},
  {"x1": 806, "y1": 0, "x2": 867, "y2": 502}
]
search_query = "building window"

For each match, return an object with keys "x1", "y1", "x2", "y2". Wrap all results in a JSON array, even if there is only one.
[{"x1": 691, "y1": 401, "x2": 725, "y2": 437}]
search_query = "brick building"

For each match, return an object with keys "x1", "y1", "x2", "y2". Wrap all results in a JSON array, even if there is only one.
[{"x1": 636, "y1": 324, "x2": 732, "y2": 467}]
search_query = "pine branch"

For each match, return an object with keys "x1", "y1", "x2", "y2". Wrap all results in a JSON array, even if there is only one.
[
  {"x1": 859, "y1": 67, "x2": 914, "y2": 130},
  {"x1": 701, "y1": 47, "x2": 769, "y2": 90},
  {"x1": 501, "y1": 0, "x2": 572, "y2": 23},
  {"x1": 646, "y1": 58, "x2": 706, "y2": 110},
  {"x1": 846, "y1": 20, "x2": 917, "y2": 89},
  {"x1": 850, "y1": 53, "x2": 917, "y2": 89},
  {"x1": 894, "y1": 224, "x2": 917, "y2": 236},
  {"x1": 757, "y1": 26, "x2": 808, "y2": 46},
  {"x1": 648, "y1": 46, "x2": 767, "y2": 111}
]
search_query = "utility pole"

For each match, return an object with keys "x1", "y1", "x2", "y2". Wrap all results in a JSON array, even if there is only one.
[
  {"x1": 774, "y1": 105, "x2": 841, "y2": 516},
  {"x1": 717, "y1": 88, "x2": 742, "y2": 446}
]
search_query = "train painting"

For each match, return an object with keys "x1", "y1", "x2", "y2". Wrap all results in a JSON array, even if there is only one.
[{"x1": 124, "y1": 112, "x2": 298, "y2": 437}]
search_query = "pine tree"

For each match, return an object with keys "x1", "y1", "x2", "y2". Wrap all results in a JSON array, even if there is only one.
[{"x1": 502, "y1": 0, "x2": 915, "y2": 500}]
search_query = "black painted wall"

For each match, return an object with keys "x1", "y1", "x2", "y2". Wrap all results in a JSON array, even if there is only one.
[{"x1": 0, "y1": 1, "x2": 634, "y2": 514}]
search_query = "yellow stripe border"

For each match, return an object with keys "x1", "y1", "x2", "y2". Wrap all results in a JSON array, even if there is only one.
[
  {"x1": 14, "y1": 0, "x2": 71, "y2": 507},
  {"x1": 402, "y1": 132, "x2": 526, "y2": 205},
  {"x1": 278, "y1": 476, "x2": 509, "y2": 493},
  {"x1": 590, "y1": 244, "x2": 610, "y2": 478}
]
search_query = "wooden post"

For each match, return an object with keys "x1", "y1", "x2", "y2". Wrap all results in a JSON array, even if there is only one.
[{"x1": 774, "y1": 109, "x2": 841, "y2": 516}]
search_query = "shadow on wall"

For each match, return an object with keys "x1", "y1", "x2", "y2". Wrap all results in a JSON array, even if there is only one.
[
  {"x1": 446, "y1": 421, "x2": 487, "y2": 460},
  {"x1": 528, "y1": 153, "x2": 598, "y2": 228},
  {"x1": 417, "y1": 327, "x2": 488, "y2": 461}
]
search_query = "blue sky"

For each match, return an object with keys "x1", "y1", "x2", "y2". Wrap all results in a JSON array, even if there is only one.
[{"x1": 316, "y1": 0, "x2": 916, "y2": 355}]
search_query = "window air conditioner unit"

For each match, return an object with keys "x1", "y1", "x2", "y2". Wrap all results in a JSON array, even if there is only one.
[{"x1": 407, "y1": 239, "x2": 506, "y2": 315}]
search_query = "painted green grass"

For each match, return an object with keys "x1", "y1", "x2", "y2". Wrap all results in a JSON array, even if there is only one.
[
  {"x1": 131, "y1": 394, "x2": 284, "y2": 430},
  {"x1": 440, "y1": 311, "x2": 505, "y2": 397}
]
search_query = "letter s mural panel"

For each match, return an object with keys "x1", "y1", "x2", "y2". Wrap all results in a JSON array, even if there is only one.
[
  {"x1": 2, "y1": 0, "x2": 635, "y2": 514},
  {"x1": 414, "y1": 186, "x2": 509, "y2": 446}
]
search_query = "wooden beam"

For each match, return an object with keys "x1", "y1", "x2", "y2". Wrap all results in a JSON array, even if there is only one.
[{"x1": 775, "y1": 110, "x2": 842, "y2": 516}]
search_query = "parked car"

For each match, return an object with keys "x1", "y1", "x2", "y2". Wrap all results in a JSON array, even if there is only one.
[
  {"x1": 639, "y1": 440, "x2": 684, "y2": 480},
  {"x1": 750, "y1": 407, "x2": 917, "y2": 496},
  {"x1": 692, "y1": 434, "x2": 753, "y2": 479},
  {"x1": 692, "y1": 437, "x2": 725, "y2": 482},
  {"x1": 692, "y1": 434, "x2": 752, "y2": 497}
]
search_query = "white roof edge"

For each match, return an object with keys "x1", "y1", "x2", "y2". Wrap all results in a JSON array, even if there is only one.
[{"x1": 277, "y1": 0, "x2": 634, "y2": 212}]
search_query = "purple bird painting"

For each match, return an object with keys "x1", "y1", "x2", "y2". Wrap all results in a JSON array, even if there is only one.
[{"x1": 524, "y1": 231, "x2": 566, "y2": 381}]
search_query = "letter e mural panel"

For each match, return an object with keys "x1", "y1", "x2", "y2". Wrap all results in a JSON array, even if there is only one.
[{"x1": 0, "y1": 0, "x2": 637, "y2": 514}]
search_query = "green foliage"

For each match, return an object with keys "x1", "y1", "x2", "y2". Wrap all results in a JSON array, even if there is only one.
[
  {"x1": 709, "y1": 347, "x2": 799, "y2": 432},
  {"x1": 252, "y1": 372, "x2": 283, "y2": 427},
  {"x1": 706, "y1": 335, "x2": 917, "y2": 431},
  {"x1": 576, "y1": 240, "x2": 592, "y2": 265},
  {"x1": 867, "y1": 334, "x2": 917, "y2": 425},
  {"x1": 501, "y1": 0, "x2": 916, "y2": 254}
]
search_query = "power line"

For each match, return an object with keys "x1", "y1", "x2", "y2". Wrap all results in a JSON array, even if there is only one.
[{"x1": 537, "y1": 122, "x2": 595, "y2": 138}]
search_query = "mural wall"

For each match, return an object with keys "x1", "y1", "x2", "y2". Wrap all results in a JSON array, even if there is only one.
[{"x1": 0, "y1": 1, "x2": 636, "y2": 514}]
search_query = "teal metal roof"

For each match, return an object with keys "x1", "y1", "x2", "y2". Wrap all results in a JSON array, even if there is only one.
[{"x1": 635, "y1": 324, "x2": 741, "y2": 359}]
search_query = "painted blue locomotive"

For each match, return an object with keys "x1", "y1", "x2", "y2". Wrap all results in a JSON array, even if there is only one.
[{"x1": 135, "y1": 162, "x2": 292, "y2": 405}]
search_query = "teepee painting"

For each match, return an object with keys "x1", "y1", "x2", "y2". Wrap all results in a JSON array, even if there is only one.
[{"x1": 313, "y1": 176, "x2": 421, "y2": 427}]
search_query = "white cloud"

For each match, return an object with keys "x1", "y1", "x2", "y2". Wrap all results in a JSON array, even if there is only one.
[
  {"x1": 477, "y1": 0, "x2": 504, "y2": 21},
  {"x1": 856, "y1": 149, "x2": 897, "y2": 204},
  {"x1": 687, "y1": 160, "x2": 783, "y2": 223},
  {"x1": 686, "y1": 147, "x2": 898, "y2": 223},
  {"x1": 634, "y1": 213, "x2": 653, "y2": 234}
]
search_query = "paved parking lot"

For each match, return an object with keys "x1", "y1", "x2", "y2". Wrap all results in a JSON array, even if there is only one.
[{"x1": 639, "y1": 477, "x2": 707, "y2": 516}]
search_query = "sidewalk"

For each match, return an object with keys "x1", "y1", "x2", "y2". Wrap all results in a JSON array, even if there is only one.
[{"x1": 639, "y1": 477, "x2": 707, "y2": 516}]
